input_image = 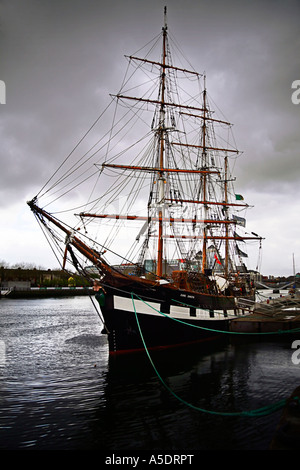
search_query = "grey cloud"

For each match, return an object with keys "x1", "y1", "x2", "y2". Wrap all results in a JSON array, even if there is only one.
[{"x1": 0, "y1": 0, "x2": 299, "y2": 273}]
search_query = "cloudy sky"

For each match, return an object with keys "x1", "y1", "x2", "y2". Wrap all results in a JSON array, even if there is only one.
[{"x1": 1, "y1": 0, "x2": 299, "y2": 276}]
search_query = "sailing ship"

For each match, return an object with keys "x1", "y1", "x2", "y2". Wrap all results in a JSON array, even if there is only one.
[{"x1": 28, "y1": 8, "x2": 263, "y2": 354}]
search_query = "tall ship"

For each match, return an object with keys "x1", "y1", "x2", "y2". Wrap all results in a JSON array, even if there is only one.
[{"x1": 28, "y1": 8, "x2": 263, "y2": 354}]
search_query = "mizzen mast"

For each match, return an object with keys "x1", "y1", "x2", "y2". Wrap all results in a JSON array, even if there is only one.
[{"x1": 224, "y1": 155, "x2": 229, "y2": 276}]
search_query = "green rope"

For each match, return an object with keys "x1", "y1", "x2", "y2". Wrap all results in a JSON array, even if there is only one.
[
  {"x1": 131, "y1": 292, "x2": 300, "y2": 336},
  {"x1": 131, "y1": 293, "x2": 289, "y2": 417}
]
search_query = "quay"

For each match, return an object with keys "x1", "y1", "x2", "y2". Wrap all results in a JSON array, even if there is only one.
[
  {"x1": 1, "y1": 286, "x2": 93, "y2": 298},
  {"x1": 231, "y1": 292, "x2": 300, "y2": 333},
  {"x1": 0, "y1": 267, "x2": 93, "y2": 298}
]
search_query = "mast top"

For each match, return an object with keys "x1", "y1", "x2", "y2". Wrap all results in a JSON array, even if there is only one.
[{"x1": 163, "y1": 6, "x2": 167, "y2": 31}]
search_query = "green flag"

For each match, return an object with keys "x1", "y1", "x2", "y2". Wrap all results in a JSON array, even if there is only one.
[{"x1": 235, "y1": 194, "x2": 244, "y2": 200}]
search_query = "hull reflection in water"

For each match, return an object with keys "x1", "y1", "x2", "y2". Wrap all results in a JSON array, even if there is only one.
[
  {"x1": 0, "y1": 297, "x2": 299, "y2": 450},
  {"x1": 98, "y1": 339, "x2": 297, "y2": 451}
]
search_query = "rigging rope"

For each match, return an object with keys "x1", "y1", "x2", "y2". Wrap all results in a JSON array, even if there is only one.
[
  {"x1": 37, "y1": 100, "x2": 114, "y2": 199},
  {"x1": 131, "y1": 292, "x2": 296, "y2": 417}
]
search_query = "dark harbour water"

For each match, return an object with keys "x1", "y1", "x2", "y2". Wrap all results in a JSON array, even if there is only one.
[{"x1": 0, "y1": 295, "x2": 299, "y2": 453}]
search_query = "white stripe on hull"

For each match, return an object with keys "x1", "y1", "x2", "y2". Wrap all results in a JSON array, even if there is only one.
[{"x1": 113, "y1": 295, "x2": 236, "y2": 319}]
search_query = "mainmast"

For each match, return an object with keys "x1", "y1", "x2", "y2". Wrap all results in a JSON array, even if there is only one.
[
  {"x1": 156, "y1": 6, "x2": 167, "y2": 278},
  {"x1": 201, "y1": 77, "x2": 208, "y2": 274}
]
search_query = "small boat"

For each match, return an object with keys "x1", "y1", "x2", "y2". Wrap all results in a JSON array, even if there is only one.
[{"x1": 28, "y1": 7, "x2": 263, "y2": 354}]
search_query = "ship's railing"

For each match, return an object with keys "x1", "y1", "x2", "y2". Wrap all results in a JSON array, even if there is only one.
[{"x1": 236, "y1": 297, "x2": 255, "y2": 310}]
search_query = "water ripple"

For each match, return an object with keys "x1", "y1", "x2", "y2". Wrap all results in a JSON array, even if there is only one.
[{"x1": 0, "y1": 296, "x2": 299, "y2": 450}]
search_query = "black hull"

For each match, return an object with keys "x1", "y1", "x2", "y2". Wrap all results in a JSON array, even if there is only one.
[{"x1": 98, "y1": 287, "x2": 235, "y2": 355}]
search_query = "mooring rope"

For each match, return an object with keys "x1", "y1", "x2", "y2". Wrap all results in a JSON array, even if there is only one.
[{"x1": 131, "y1": 292, "x2": 295, "y2": 417}]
